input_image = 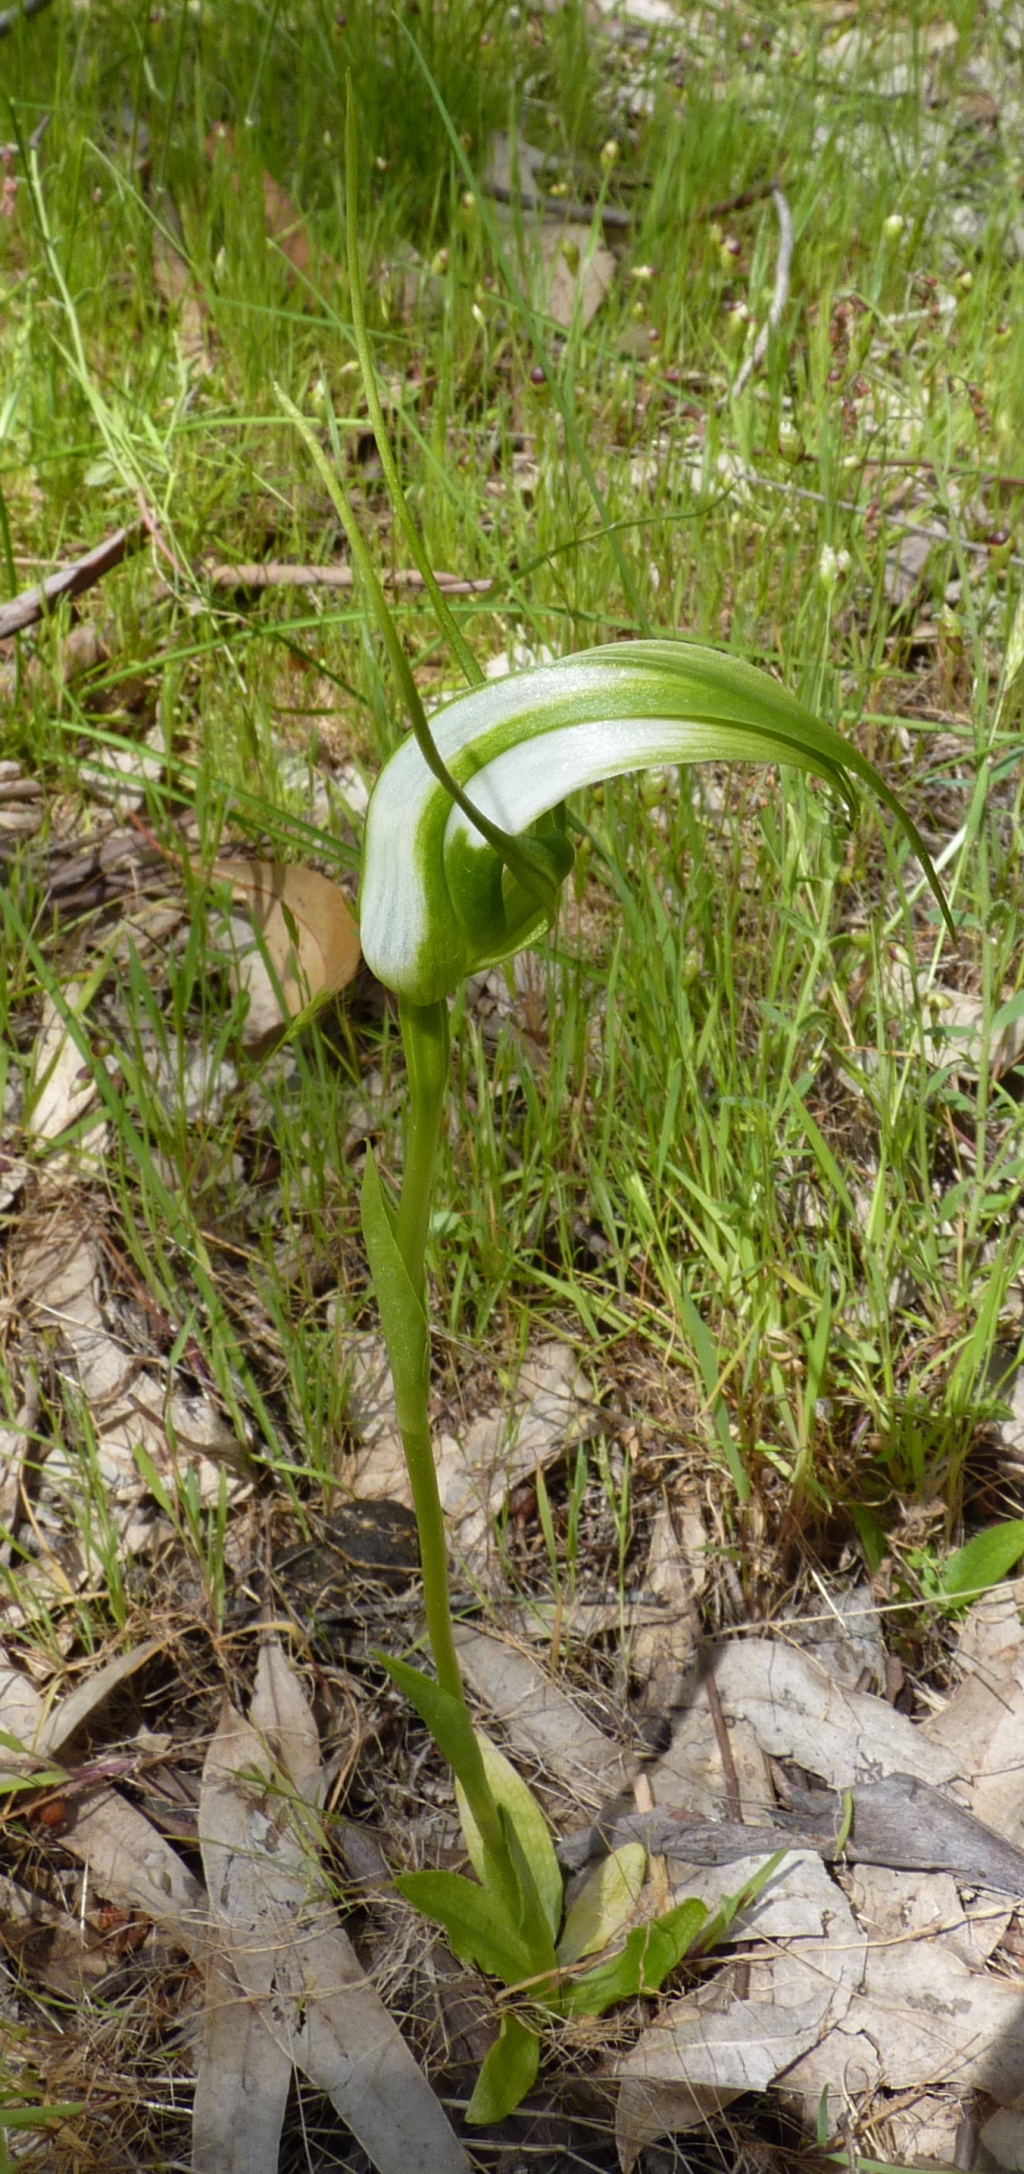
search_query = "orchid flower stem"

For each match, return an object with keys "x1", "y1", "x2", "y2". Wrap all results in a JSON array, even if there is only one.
[
  {"x1": 393, "y1": 999, "x2": 462, "y2": 1704},
  {"x1": 392, "y1": 1004, "x2": 515, "y2": 1896}
]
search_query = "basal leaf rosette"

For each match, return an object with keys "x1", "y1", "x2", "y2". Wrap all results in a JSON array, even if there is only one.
[{"x1": 359, "y1": 639, "x2": 940, "y2": 1004}]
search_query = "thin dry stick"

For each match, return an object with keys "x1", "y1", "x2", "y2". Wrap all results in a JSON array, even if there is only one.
[
  {"x1": 0, "y1": 524, "x2": 144, "y2": 642},
  {"x1": 486, "y1": 180, "x2": 630, "y2": 230},
  {"x1": 697, "y1": 1637, "x2": 743, "y2": 1823},
  {"x1": 704, "y1": 179, "x2": 779, "y2": 220},
  {"x1": 200, "y1": 562, "x2": 493, "y2": 597},
  {"x1": 727, "y1": 187, "x2": 794, "y2": 404},
  {"x1": 0, "y1": 115, "x2": 49, "y2": 157},
  {"x1": 0, "y1": 537, "x2": 493, "y2": 651},
  {"x1": 135, "y1": 490, "x2": 189, "y2": 584}
]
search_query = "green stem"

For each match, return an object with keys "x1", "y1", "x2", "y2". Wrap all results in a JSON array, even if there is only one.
[
  {"x1": 393, "y1": 1003, "x2": 521, "y2": 1904},
  {"x1": 393, "y1": 998, "x2": 463, "y2": 1705}
]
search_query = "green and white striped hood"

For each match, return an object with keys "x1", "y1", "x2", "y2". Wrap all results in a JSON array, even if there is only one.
[{"x1": 358, "y1": 638, "x2": 928, "y2": 1004}]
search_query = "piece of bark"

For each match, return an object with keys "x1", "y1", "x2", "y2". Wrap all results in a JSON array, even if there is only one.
[{"x1": 561, "y1": 1773, "x2": 1024, "y2": 1894}]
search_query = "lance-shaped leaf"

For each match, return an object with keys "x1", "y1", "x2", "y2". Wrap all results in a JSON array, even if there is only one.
[
  {"x1": 359, "y1": 639, "x2": 951, "y2": 1004},
  {"x1": 456, "y1": 1734, "x2": 563, "y2": 1943},
  {"x1": 465, "y1": 2014, "x2": 541, "y2": 2126}
]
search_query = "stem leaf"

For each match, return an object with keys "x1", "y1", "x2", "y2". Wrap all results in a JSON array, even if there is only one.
[
  {"x1": 380, "y1": 1656, "x2": 555, "y2": 1966},
  {"x1": 359, "y1": 1151, "x2": 429, "y2": 1434},
  {"x1": 556, "y1": 1842, "x2": 647, "y2": 1967}
]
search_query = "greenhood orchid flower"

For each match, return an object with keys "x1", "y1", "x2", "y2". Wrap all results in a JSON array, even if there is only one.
[
  {"x1": 359, "y1": 637, "x2": 947, "y2": 1005},
  {"x1": 277, "y1": 79, "x2": 955, "y2": 2125}
]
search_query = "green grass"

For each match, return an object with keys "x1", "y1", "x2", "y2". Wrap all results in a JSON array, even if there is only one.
[
  {"x1": 2, "y1": 0, "x2": 1022, "y2": 1585},
  {"x1": 2, "y1": 0, "x2": 1024, "y2": 2157}
]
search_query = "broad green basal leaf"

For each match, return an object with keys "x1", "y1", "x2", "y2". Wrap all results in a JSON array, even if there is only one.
[
  {"x1": 394, "y1": 1869, "x2": 535, "y2": 1985},
  {"x1": 359, "y1": 638, "x2": 951, "y2": 1004},
  {"x1": 558, "y1": 1895, "x2": 708, "y2": 2019},
  {"x1": 557, "y1": 1842, "x2": 646, "y2": 1967},
  {"x1": 465, "y1": 2013, "x2": 540, "y2": 2126}
]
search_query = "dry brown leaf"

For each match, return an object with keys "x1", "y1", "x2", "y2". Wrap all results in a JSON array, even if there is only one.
[
  {"x1": 816, "y1": 14, "x2": 959, "y2": 92},
  {"x1": 615, "y1": 1852, "x2": 864, "y2": 2163},
  {"x1": 592, "y1": 0, "x2": 677, "y2": 21},
  {"x1": 649, "y1": 1707, "x2": 774, "y2": 1821},
  {"x1": 343, "y1": 1333, "x2": 411, "y2": 1504},
  {"x1": 452, "y1": 1624, "x2": 634, "y2": 1806},
  {"x1": 0, "y1": 1872, "x2": 115, "y2": 2000},
  {"x1": 205, "y1": 127, "x2": 333, "y2": 285},
  {"x1": 199, "y1": 1686, "x2": 471, "y2": 2174},
  {"x1": 27, "y1": 986, "x2": 103, "y2": 1150},
  {"x1": 782, "y1": 1886, "x2": 1024, "y2": 2117},
  {"x1": 981, "y1": 2107, "x2": 1024, "y2": 2171},
  {"x1": 783, "y1": 1582, "x2": 885, "y2": 1692},
  {"x1": 954, "y1": 1577, "x2": 1024, "y2": 1673},
  {"x1": 213, "y1": 859, "x2": 360, "y2": 1044},
  {"x1": 650, "y1": 1638, "x2": 961, "y2": 1802},
  {"x1": 152, "y1": 193, "x2": 214, "y2": 375},
  {"x1": 846, "y1": 1862, "x2": 1011, "y2": 1972},
  {"x1": 19, "y1": 1218, "x2": 244, "y2": 1533},
  {"x1": 0, "y1": 1664, "x2": 45, "y2": 1765},
  {"x1": 0, "y1": 1380, "x2": 39, "y2": 1534},
  {"x1": 65, "y1": 1788, "x2": 207, "y2": 1960},
  {"x1": 887, "y1": 961, "x2": 1024, "y2": 1078},
  {"x1": 36, "y1": 1638, "x2": 163, "y2": 1761},
  {"x1": 922, "y1": 1583, "x2": 1024, "y2": 1844},
  {"x1": 249, "y1": 1639, "x2": 323, "y2": 1808},
  {"x1": 260, "y1": 169, "x2": 313, "y2": 278},
  {"x1": 434, "y1": 1340, "x2": 599, "y2": 1573},
  {"x1": 347, "y1": 1339, "x2": 598, "y2": 1574},
  {"x1": 193, "y1": 1945, "x2": 292, "y2": 2174}
]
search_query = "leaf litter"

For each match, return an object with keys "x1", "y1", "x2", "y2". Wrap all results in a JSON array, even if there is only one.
[
  {"x1": 211, "y1": 856, "x2": 360, "y2": 1046},
  {"x1": 444, "y1": 1580, "x2": 1024, "y2": 2170},
  {"x1": 195, "y1": 1641, "x2": 471, "y2": 2174},
  {"x1": 1, "y1": 1634, "x2": 471, "y2": 2173}
]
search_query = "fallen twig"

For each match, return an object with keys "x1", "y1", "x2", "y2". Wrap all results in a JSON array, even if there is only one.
[
  {"x1": 704, "y1": 179, "x2": 778, "y2": 220},
  {"x1": 742, "y1": 468, "x2": 1024, "y2": 571},
  {"x1": 486, "y1": 180, "x2": 631, "y2": 231},
  {"x1": 0, "y1": 525, "x2": 144, "y2": 643},
  {"x1": 727, "y1": 186, "x2": 794, "y2": 404},
  {"x1": 200, "y1": 561, "x2": 493, "y2": 597}
]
